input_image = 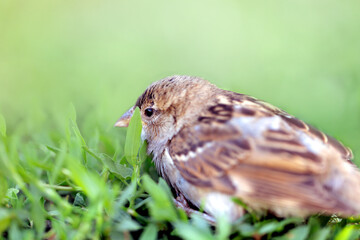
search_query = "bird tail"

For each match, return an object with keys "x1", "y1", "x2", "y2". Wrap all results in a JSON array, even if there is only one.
[{"x1": 333, "y1": 163, "x2": 360, "y2": 216}]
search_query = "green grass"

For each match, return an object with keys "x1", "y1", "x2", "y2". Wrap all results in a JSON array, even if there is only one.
[
  {"x1": 1, "y1": 0, "x2": 360, "y2": 239},
  {"x1": 0, "y1": 107, "x2": 359, "y2": 239}
]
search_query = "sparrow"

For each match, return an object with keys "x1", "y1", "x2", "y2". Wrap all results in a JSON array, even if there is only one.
[{"x1": 115, "y1": 75, "x2": 360, "y2": 221}]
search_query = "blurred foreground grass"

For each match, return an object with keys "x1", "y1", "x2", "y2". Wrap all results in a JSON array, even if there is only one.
[
  {"x1": 1, "y1": 0, "x2": 360, "y2": 239},
  {"x1": 1, "y1": 107, "x2": 359, "y2": 239}
]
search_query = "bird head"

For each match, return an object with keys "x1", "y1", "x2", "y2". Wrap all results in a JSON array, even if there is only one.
[{"x1": 114, "y1": 75, "x2": 215, "y2": 153}]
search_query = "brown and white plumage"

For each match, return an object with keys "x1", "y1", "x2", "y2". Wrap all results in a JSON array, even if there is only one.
[{"x1": 115, "y1": 75, "x2": 360, "y2": 221}]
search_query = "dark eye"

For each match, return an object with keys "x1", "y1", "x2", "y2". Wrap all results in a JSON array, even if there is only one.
[{"x1": 144, "y1": 108, "x2": 154, "y2": 117}]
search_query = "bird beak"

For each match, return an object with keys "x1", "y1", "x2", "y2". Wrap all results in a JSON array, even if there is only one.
[{"x1": 114, "y1": 106, "x2": 135, "y2": 127}]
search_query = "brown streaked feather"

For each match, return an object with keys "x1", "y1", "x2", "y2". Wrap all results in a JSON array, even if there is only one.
[
  {"x1": 229, "y1": 163, "x2": 355, "y2": 216},
  {"x1": 169, "y1": 92, "x2": 358, "y2": 216},
  {"x1": 254, "y1": 97, "x2": 353, "y2": 162}
]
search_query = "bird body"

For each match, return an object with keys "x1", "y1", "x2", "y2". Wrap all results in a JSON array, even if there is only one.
[{"x1": 115, "y1": 75, "x2": 360, "y2": 221}]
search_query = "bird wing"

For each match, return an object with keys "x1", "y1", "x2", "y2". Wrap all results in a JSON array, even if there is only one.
[{"x1": 168, "y1": 93, "x2": 356, "y2": 216}]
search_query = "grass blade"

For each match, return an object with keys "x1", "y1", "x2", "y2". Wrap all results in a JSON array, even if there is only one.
[{"x1": 124, "y1": 107, "x2": 142, "y2": 167}]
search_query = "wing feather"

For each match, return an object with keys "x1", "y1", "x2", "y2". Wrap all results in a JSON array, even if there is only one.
[{"x1": 168, "y1": 93, "x2": 357, "y2": 216}]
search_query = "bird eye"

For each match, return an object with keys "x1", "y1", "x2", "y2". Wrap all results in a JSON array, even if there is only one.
[{"x1": 144, "y1": 108, "x2": 154, "y2": 117}]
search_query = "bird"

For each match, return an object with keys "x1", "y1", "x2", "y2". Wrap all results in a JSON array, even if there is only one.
[{"x1": 114, "y1": 75, "x2": 360, "y2": 221}]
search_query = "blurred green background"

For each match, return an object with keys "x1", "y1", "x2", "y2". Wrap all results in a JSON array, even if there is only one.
[{"x1": 0, "y1": 0, "x2": 359, "y2": 164}]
